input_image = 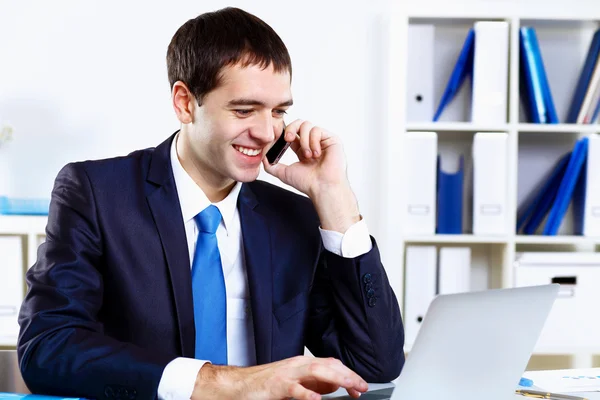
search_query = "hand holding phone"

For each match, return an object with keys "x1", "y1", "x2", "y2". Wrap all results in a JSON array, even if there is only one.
[{"x1": 262, "y1": 119, "x2": 360, "y2": 235}]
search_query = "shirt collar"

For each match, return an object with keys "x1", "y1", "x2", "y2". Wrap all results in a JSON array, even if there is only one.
[{"x1": 170, "y1": 133, "x2": 242, "y2": 232}]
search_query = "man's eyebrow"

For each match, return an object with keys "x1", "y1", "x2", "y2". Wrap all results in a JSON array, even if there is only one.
[{"x1": 227, "y1": 98, "x2": 294, "y2": 107}]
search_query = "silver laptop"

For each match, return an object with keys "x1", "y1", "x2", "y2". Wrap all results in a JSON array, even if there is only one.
[{"x1": 331, "y1": 284, "x2": 559, "y2": 400}]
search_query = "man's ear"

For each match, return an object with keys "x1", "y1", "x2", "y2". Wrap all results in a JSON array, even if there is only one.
[{"x1": 172, "y1": 81, "x2": 196, "y2": 124}]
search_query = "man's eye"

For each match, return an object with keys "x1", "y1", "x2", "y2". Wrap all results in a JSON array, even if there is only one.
[
  {"x1": 235, "y1": 109, "x2": 253, "y2": 116},
  {"x1": 274, "y1": 109, "x2": 288, "y2": 116}
]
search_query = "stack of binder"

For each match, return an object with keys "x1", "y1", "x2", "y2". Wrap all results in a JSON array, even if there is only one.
[
  {"x1": 402, "y1": 131, "x2": 509, "y2": 236},
  {"x1": 566, "y1": 28, "x2": 600, "y2": 124},
  {"x1": 426, "y1": 23, "x2": 600, "y2": 124},
  {"x1": 517, "y1": 133, "x2": 600, "y2": 236},
  {"x1": 402, "y1": 132, "x2": 466, "y2": 235},
  {"x1": 404, "y1": 245, "x2": 479, "y2": 348}
]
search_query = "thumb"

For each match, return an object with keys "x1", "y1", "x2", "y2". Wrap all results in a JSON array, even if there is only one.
[{"x1": 262, "y1": 158, "x2": 289, "y2": 183}]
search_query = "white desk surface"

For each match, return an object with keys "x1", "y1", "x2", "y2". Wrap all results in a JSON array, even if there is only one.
[{"x1": 324, "y1": 383, "x2": 600, "y2": 399}]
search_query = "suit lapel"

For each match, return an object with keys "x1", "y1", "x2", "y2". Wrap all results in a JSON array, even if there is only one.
[
  {"x1": 146, "y1": 133, "x2": 195, "y2": 358},
  {"x1": 239, "y1": 183, "x2": 273, "y2": 364}
]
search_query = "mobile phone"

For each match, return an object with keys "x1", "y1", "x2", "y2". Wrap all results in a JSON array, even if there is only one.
[{"x1": 266, "y1": 122, "x2": 291, "y2": 165}]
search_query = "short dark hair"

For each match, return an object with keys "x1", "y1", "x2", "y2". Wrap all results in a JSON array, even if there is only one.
[{"x1": 167, "y1": 7, "x2": 292, "y2": 105}]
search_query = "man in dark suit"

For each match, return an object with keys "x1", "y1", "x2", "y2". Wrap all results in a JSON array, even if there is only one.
[{"x1": 17, "y1": 7, "x2": 404, "y2": 400}]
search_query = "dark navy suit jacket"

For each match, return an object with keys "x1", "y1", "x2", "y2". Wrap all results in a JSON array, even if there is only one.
[{"x1": 17, "y1": 133, "x2": 405, "y2": 400}]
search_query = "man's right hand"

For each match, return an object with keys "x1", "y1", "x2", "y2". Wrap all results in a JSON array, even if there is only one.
[{"x1": 191, "y1": 356, "x2": 369, "y2": 400}]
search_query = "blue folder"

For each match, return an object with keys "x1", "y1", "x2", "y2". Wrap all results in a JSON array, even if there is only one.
[
  {"x1": 0, "y1": 196, "x2": 50, "y2": 216},
  {"x1": 433, "y1": 29, "x2": 475, "y2": 122},
  {"x1": 543, "y1": 137, "x2": 589, "y2": 235},
  {"x1": 566, "y1": 29, "x2": 600, "y2": 123},
  {"x1": 520, "y1": 27, "x2": 558, "y2": 123},
  {"x1": 573, "y1": 139, "x2": 592, "y2": 235},
  {"x1": 516, "y1": 153, "x2": 570, "y2": 234},
  {"x1": 0, "y1": 394, "x2": 83, "y2": 400},
  {"x1": 520, "y1": 28, "x2": 547, "y2": 123},
  {"x1": 436, "y1": 155, "x2": 464, "y2": 234},
  {"x1": 529, "y1": 28, "x2": 559, "y2": 123}
]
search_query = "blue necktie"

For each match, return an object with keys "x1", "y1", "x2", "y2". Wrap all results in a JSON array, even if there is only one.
[{"x1": 192, "y1": 205, "x2": 227, "y2": 364}]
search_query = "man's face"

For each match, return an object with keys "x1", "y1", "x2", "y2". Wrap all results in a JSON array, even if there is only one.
[{"x1": 186, "y1": 62, "x2": 292, "y2": 187}]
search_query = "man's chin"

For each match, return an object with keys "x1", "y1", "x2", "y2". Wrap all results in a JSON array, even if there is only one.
[{"x1": 231, "y1": 167, "x2": 261, "y2": 183}]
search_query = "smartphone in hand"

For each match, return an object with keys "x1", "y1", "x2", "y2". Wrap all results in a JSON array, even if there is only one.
[{"x1": 266, "y1": 122, "x2": 291, "y2": 165}]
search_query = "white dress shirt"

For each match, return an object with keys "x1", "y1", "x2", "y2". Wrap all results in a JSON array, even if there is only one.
[{"x1": 157, "y1": 134, "x2": 373, "y2": 400}]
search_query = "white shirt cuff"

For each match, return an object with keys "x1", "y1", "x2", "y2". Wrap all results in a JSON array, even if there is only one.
[
  {"x1": 157, "y1": 357, "x2": 209, "y2": 400},
  {"x1": 319, "y1": 217, "x2": 373, "y2": 258}
]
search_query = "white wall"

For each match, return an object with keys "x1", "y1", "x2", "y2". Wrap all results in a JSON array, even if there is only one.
[
  {"x1": 0, "y1": 0, "x2": 389, "y2": 237},
  {"x1": 402, "y1": 0, "x2": 598, "y2": 17}
]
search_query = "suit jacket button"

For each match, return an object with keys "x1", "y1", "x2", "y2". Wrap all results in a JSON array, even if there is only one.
[
  {"x1": 367, "y1": 288, "x2": 375, "y2": 298},
  {"x1": 362, "y1": 273, "x2": 372, "y2": 284},
  {"x1": 364, "y1": 282, "x2": 373, "y2": 291},
  {"x1": 368, "y1": 297, "x2": 377, "y2": 307}
]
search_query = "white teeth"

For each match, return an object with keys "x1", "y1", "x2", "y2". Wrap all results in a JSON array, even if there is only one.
[{"x1": 235, "y1": 146, "x2": 261, "y2": 156}]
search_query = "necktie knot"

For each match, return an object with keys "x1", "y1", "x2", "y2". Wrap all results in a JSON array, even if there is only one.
[{"x1": 195, "y1": 205, "x2": 222, "y2": 234}]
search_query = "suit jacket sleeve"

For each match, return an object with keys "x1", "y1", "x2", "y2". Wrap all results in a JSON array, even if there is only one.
[
  {"x1": 17, "y1": 163, "x2": 175, "y2": 400},
  {"x1": 304, "y1": 238, "x2": 405, "y2": 383}
]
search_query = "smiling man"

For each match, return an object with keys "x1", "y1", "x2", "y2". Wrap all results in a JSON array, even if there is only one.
[{"x1": 17, "y1": 7, "x2": 405, "y2": 400}]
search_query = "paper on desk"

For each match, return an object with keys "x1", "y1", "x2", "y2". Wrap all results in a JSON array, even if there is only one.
[{"x1": 523, "y1": 368, "x2": 600, "y2": 393}]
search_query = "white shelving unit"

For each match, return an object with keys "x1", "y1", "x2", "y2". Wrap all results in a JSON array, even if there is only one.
[
  {"x1": 0, "y1": 215, "x2": 47, "y2": 273},
  {"x1": 382, "y1": 8, "x2": 600, "y2": 366},
  {"x1": 0, "y1": 216, "x2": 47, "y2": 347}
]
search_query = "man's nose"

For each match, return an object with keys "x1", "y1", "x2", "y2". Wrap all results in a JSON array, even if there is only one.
[{"x1": 250, "y1": 118, "x2": 277, "y2": 143}]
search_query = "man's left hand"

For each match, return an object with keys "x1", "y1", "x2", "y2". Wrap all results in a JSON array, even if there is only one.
[{"x1": 263, "y1": 119, "x2": 361, "y2": 233}]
